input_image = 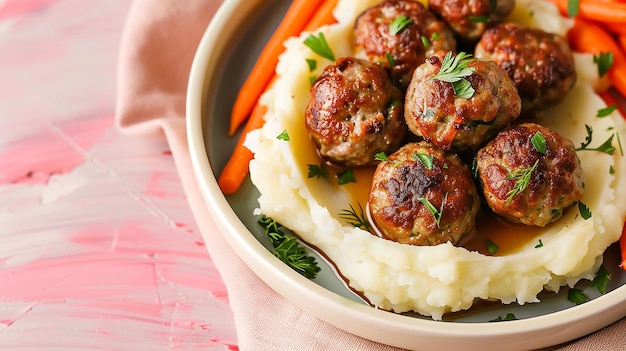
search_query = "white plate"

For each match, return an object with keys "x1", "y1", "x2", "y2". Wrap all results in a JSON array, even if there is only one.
[{"x1": 186, "y1": 1, "x2": 626, "y2": 349}]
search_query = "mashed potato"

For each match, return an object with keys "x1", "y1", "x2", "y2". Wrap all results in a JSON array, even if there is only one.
[{"x1": 247, "y1": 0, "x2": 626, "y2": 320}]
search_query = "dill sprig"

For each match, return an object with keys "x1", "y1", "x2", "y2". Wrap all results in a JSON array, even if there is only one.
[
  {"x1": 258, "y1": 215, "x2": 320, "y2": 279},
  {"x1": 506, "y1": 159, "x2": 539, "y2": 204},
  {"x1": 576, "y1": 124, "x2": 616, "y2": 155},
  {"x1": 339, "y1": 203, "x2": 371, "y2": 231}
]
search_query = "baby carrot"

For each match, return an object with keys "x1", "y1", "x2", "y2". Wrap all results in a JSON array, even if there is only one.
[
  {"x1": 568, "y1": 17, "x2": 626, "y2": 97},
  {"x1": 546, "y1": 0, "x2": 626, "y2": 22},
  {"x1": 229, "y1": 0, "x2": 325, "y2": 136},
  {"x1": 219, "y1": 102, "x2": 268, "y2": 194},
  {"x1": 303, "y1": 0, "x2": 339, "y2": 32}
]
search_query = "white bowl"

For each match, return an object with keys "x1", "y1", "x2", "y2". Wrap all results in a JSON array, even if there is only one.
[{"x1": 186, "y1": 1, "x2": 626, "y2": 349}]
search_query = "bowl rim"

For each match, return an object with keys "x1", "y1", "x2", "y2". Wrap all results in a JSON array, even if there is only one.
[{"x1": 186, "y1": 1, "x2": 626, "y2": 349}]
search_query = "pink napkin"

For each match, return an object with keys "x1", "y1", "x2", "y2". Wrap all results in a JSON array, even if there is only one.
[{"x1": 115, "y1": 0, "x2": 625, "y2": 350}]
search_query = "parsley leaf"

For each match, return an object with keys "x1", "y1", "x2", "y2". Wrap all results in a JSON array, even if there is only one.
[
  {"x1": 421, "y1": 35, "x2": 430, "y2": 47},
  {"x1": 307, "y1": 164, "x2": 326, "y2": 179},
  {"x1": 531, "y1": 131, "x2": 547, "y2": 154},
  {"x1": 486, "y1": 239, "x2": 499, "y2": 255},
  {"x1": 590, "y1": 265, "x2": 611, "y2": 294},
  {"x1": 568, "y1": 288, "x2": 589, "y2": 305},
  {"x1": 489, "y1": 313, "x2": 517, "y2": 322},
  {"x1": 337, "y1": 169, "x2": 356, "y2": 185},
  {"x1": 535, "y1": 239, "x2": 544, "y2": 248},
  {"x1": 593, "y1": 52, "x2": 613, "y2": 78},
  {"x1": 375, "y1": 152, "x2": 389, "y2": 161},
  {"x1": 567, "y1": 0, "x2": 580, "y2": 17},
  {"x1": 276, "y1": 130, "x2": 290, "y2": 141},
  {"x1": 432, "y1": 51, "x2": 477, "y2": 99},
  {"x1": 389, "y1": 15, "x2": 413, "y2": 35},
  {"x1": 418, "y1": 194, "x2": 447, "y2": 227},
  {"x1": 578, "y1": 201, "x2": 592, "y2": 220},
  {"x1": 306, "y1": 58, "x2": 317, "y2": 72},
  {"x1": 413, "y1": 152, "x2": 434, "y2": 170},
  {"x1": 597, "y1": 104, "x2": 617, "y2": 118},
  {"x1": 303, "y1": 33, "x2": 335, "y2": 61}
]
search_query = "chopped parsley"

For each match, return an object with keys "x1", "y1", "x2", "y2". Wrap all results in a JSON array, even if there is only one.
[
  {"x1": 590, "y1": 265, "x2": 611, "y2": 294},
  {"x1": 337, "y1": 169, "x2": 356, "y2": 185},
  {"x1": 593, "y1": 52, "x2": 613, "y2": 78},
  {"x1": 258, "y1": 215, "x2": 320, "y2": 279},
  {"x1": 386, "y1": 53, "x2": 396, "y2": 66},
  {"x1": 389, "y1": 15, "x2": 413, "y2": 35},
  {"x1": 421, "y1": 35, "x2": 430, "y2": 47},
  {"x1": 306, "y1": 58, "x2": 317, "y2": 72},
  {"x1": 303, "y1": 33, "x2": 335, "y2": 61},
  {"x1": 486, "y1": 239, "x2": 499, "y2": 255},
  {"x1": 535, "y1": 239, "x2": 544, "y2": 248},
  {"x1": 307, "y1": 164, "x2": 326, "y2": 179},
  {"x1": 413, "y1": 152, "x2": 434, "y2": 170},
  {"x1": 431, "y1": 51, "x2": 477, "y2": 99},
  {"x1": 578, "y1": 201, "x2": 592, "y2": 220},
  {"x1": 531, "y1": 131, "x2": 547, "y2": 154},
  {"x1": 568, "y1": 288, "x2": 589, "y2": 305},
  {"x1": 567, "y1": 0, "x2": 580, "y2": 17},
  {"x1": 418, "y1": 195, "x2": 446, "y2": 227},
  {"x1": 597, "y1": 104, "x2": 617, "y2": 118},
  {"x1": 489, "y1": 313, "x2": 517, "y2": 322},
  {"x1": 276, "y1": 129, "x2": 290, "y2": 141},
  {"x1": 375, "y1": 152, "x2": 389, "y2": 161}
]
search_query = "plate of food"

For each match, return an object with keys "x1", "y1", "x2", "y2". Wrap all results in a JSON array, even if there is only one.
[{"x1": 186, "y1": 0, "x2": 626, "y2": 349}]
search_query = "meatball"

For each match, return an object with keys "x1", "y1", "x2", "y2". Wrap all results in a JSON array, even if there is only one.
[
  {"x1": 368, "y1": 141, "x2": 481, "y2": 246},
  {"x1": 404, "y1": 50, "x2": 521, "y2": 152},
  {"x1": 305, "y1": 57, "x2": 406, "y2": 167},
  {"x1": 354, "y1": 0, "x2": 456, "y2": 90},
  {"x1": 475, "y1": 123, "x2": 585, "y2": 226},
  {"x1": 428, "y1": 0, "x2": 516, "y2": 41},
  {"x1": 475, "y1": 22, "x2": 577, "y2": 113}
]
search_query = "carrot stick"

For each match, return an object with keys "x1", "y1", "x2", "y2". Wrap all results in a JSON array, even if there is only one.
[
  {"x1": 619, "y1": 223, "x2": 626, "y2": 271},
  {"x1": 546, "y1": 0, "x2": 626, "y2": 22},
  {"x1": 567, "y1": 17, "x2": 626, "y2": 97},
  {"x1": 303, "y1": 0, "x2": 339, "y2": 32},
  {"x1": 219, "y1": 102, "x2": 268, "y2": 194},
  {"x1": 600, "y1": 21, "x2": 626, "y2": 37},
  {"x1": 229, "y1": 0, "x2": 325, "y2": 136}
]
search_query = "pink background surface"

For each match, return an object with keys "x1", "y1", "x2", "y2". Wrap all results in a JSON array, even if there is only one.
[{"x1": 0, "y1": 0, "x2": 238, "y2": 349}]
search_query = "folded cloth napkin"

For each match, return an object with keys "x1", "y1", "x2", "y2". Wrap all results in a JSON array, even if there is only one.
[{"x1": 115, "y1": 0, "x2": 625, "y2": 350}]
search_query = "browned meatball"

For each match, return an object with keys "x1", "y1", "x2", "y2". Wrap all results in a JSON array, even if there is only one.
[
  {"x1": 428, "y1": 0, "x2": 516, "y2": 41},
  {"x1": 354, "y1": 0, "x2": 456, "y2": 90},
  {"x1": 475, "y1": 22, "x2": 577, "y2": 113},
  {"x1": 404, "y1": 50, "x2": 521, "y2": 152},
  {"x1": 305, "y1": 57, "x2": 406, "y2": 167},
  {"x1": 368, "y1": 141, "x2": 481, "y2": 246},
  {"x1": 475, "y1": 123, "x2": 585, "y2": 226}
]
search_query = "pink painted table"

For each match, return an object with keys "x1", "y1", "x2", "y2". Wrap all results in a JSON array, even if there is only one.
[{"x1": 0, "y1": 0, "x2": 238, "y2": 349}]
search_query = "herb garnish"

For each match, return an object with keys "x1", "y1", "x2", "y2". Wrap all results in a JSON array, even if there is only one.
[
  {"x1": 568, "y1": 288, "x2": 589, "y2": 305},
  {"x1": 590, "y1": 265, "x2": 611, "y2": 294},
  {"x1": 576, "y1": 125, "x2": 616, "y2": 155},
  {"x1": 597, "y1": 104, "x2": 617, "y2": 117},
  {"x1": 303, "y1": 33, "x2": 335, "y2": 61},
  {"x1": 535, "y1": 239, "x2": 544, "y2": 248},
  {"x1": 506, "y1": 159, "x2": 539, "y2": 204},
  {"x1": 431, "y1": 32, "x2": 440, "y2": 41},
  {"x1": 432, "y1": 51, "x2": 477, "y2": 99},
  {"x1": 339, "y1": 203, "x2": 371, "y2": 230},
  {"x1": 578, "y1": 201, "x2": 592, "y2": 220},
  {"x1": 337, "y1": 169, "x2": 356, "y2": 185},
  {"x1": 567, "y1": 0, "x2": 579, "y2": 17},
  {"x1": 531, "y1": 131, "x2": 547, "y2": 154},
  {"x1": 386, "y1": 53, "x2": 396, "y2": 66},
  {"x1": 489, "y1": 313, "x2": 517, "y2": 322},
  {"x1": 593, "y1": 52, "x2": 613, "y2": 78},
  {"x1": 418, "y1": 194, "x2": 447, "y2": 227},
  {"x1": 306, "y1": 58, "x2": 317, "y2": 72},
  {"x1": 469, "y1": 15, "x2": 490, "y2": 23},
  {"x1": 413, "y1": 152, "x2": 434, "y2": 170},
  {"x1": 421, "y1": 35, "x2": 430, "y2": 47},
  {"x1": 276, "y1": 130, "x2": 290, "y2": 141},
  {"x1": 375, "y1": 152, "x2": 389, "y2": 161},
  {"x1": 471, "y1": 157, "x2": 479, "y2": 179},
  {"x1": 307, "y1": 164, "x2": 326, "y2": 179},
  {"x1": 486, "y1": 239, "x2": 499, "y2": 255},
  {"x1": 258, "y1": 215, "x2": 320, "y2": 279},
  {"x1": 389, "y1": 15, "x2": 413, "y2": 35}
]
